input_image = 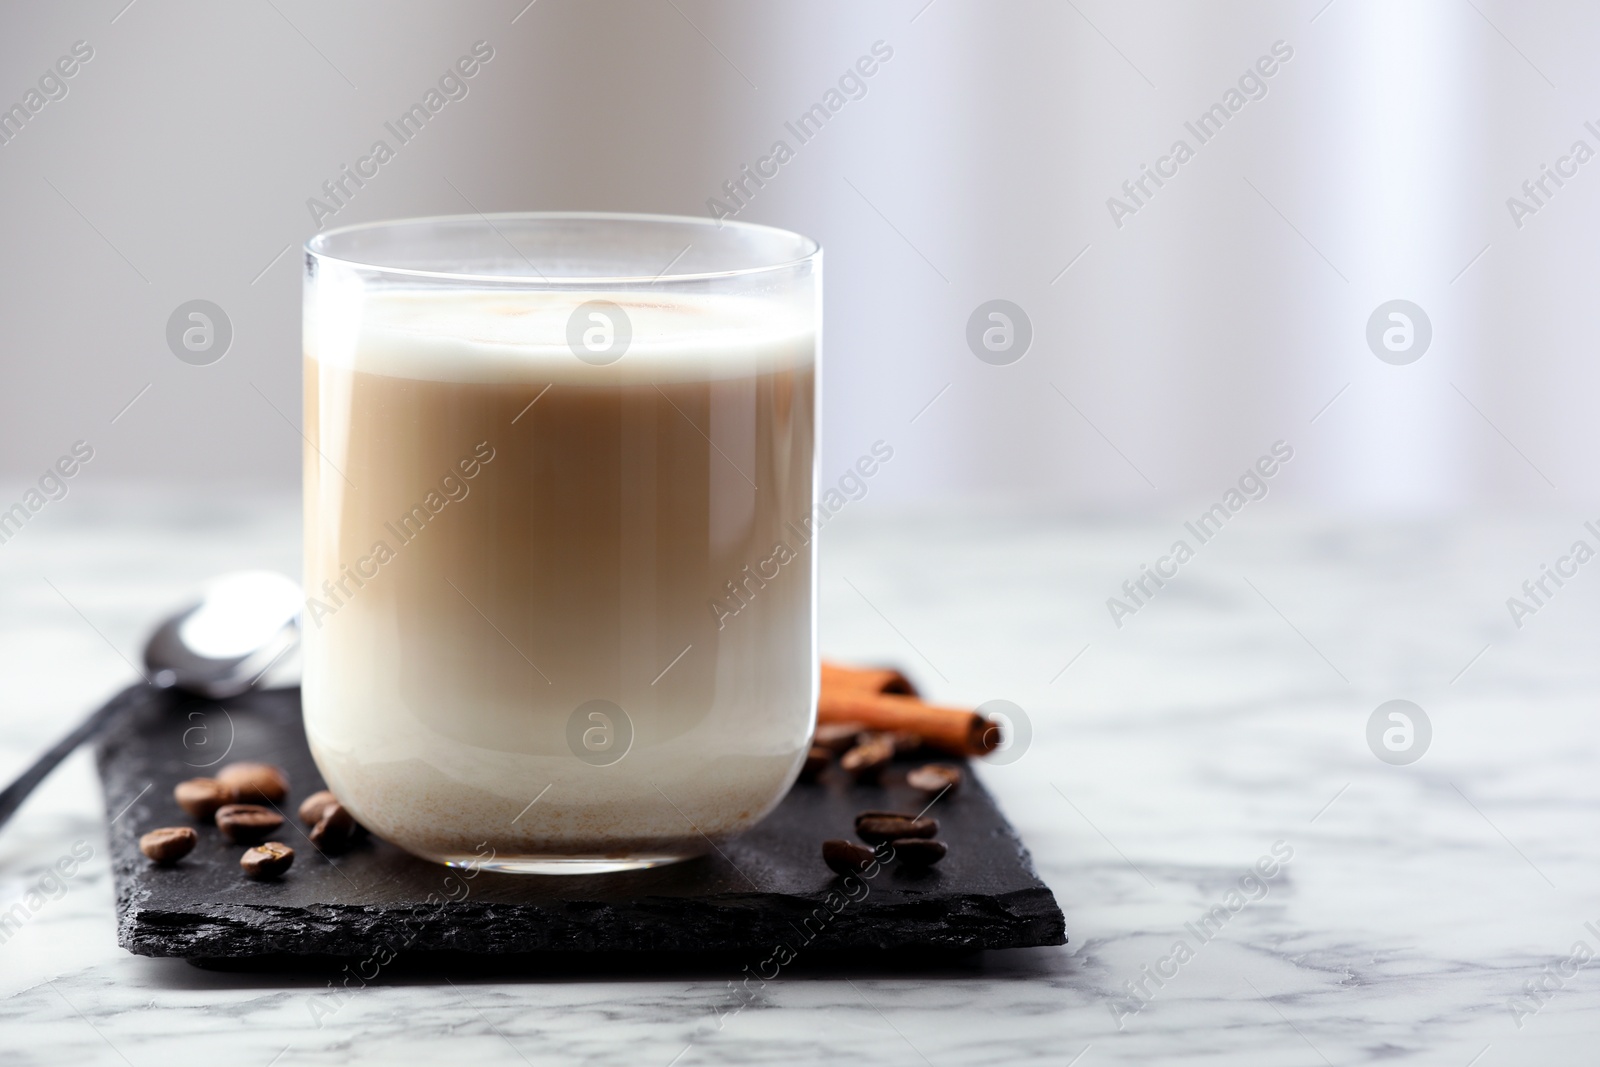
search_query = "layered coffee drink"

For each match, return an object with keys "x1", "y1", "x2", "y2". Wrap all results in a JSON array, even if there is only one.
[{"x1": 302, "y1": 278, "x2": 818, "y2": 871}]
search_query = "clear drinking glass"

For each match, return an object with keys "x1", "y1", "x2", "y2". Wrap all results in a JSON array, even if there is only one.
[{"x1": 302, "y1": 213, "x2": 820, "y2": 873}]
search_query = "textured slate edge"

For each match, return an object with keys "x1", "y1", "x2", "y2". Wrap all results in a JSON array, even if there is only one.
[
  {"x1": 119, "y1": 887, "x2": 1064, "y2": 958},
  {"x1": 97, "y1": 686, "x2": 1067, "y2": 962}
]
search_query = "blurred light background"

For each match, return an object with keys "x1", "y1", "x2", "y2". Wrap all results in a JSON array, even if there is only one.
[{"x1": 0, "y1": 0, "x2": 1591, "y2": 515}]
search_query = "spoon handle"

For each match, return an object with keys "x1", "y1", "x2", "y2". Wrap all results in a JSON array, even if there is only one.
[{"x1": 0, "y1": 682, "x2": 151, "y2": 835}]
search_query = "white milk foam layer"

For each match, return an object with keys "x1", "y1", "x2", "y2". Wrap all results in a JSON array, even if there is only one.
[{"x1": 308, "y1": 287, "x2": 816, "y2": 385}]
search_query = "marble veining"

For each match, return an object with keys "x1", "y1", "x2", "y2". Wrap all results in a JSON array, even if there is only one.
[{"x1": 1, "y1": 489, "x2": 1598, "y2": 1064}]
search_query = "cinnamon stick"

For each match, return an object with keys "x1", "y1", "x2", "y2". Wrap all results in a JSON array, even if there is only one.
[
  {"x1": 816, "y1": 690, "x2": 998, "y2": 758},
  {"x1": 820, "y1": 661, "x2": 919, "y2": 697}
]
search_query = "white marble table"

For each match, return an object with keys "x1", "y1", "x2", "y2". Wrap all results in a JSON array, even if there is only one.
[{"x1": 1, "y1": 488, "x2": 1596, "y2": 1065}]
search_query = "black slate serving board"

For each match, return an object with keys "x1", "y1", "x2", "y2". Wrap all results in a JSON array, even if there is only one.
[{"x1": 95, "y1": 686, "x2": 1065, "y2": 966}]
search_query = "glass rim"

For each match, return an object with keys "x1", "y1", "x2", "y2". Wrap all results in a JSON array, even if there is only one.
[{"x1": 304, "y1": 211, "x2": 822, "y2": 286}]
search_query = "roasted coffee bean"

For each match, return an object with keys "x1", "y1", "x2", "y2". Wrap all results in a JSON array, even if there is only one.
[
  {"x1": 822, "y1": 838, "x2": 878, "y2": 876},
  {"x1": 906, "y1": 763, "x2": 962, "y2": 798},
  {"x1": 840, "y1": 733, "x2": 895, "y2": 781},
  {"x1": 240, "y1": 842, "x2": 294, "y2": 880},
  {"x1": 812, "y1": 721, "x2": 866, "y2": 752},
  {"x1": 298, "y1": 789, "x2": 339, "y2": 826},
  {"x1": 890, "y1": 837, "x2": 947, "y2": 867},
  {"x1": 214, "y1": 803, "x2": 284, "y2": 845},
  {"x1": 309, "y1": 802, "x2": 361, "y2": 854},
  {"x1": 139, "y1": 826, "x2": 197, "y2": 865},
  {"x1": 890, "y1": 731, "x2": 926, "y2": 754},
  {"x1": 855, "y1": 812, "x2": 937, "y2": 844},
  {"x1": 216, "y1": 762, "x2": 289, "y2": 805},
  {"x1": 174, "y1": 777, "x2": 232, "y2": 820},
  {"x1": 798, "y1": 746, "x2": 831, "y2": 783}
]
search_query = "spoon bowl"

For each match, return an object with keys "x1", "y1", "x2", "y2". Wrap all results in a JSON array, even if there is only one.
[
  {"x1": 0, "y1": 570, "x2": 303, "y2": 836},
  {"x1": 144, "y1": 571, "x2": 302, "y2": 698}
]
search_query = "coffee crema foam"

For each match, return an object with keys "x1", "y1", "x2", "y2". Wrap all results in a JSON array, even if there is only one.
[{"x1": 302, "y1": 286, "x2": 818, "y2": 868}]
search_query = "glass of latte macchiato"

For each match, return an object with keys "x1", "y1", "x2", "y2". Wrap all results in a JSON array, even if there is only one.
[{"x1": 302, "y1": 213, "x2": 819, "y2": 873}]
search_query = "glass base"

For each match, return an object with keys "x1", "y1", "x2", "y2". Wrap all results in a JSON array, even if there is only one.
[{"x1": 421, "y1": 848, "x2": 706, "y2": 875}]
